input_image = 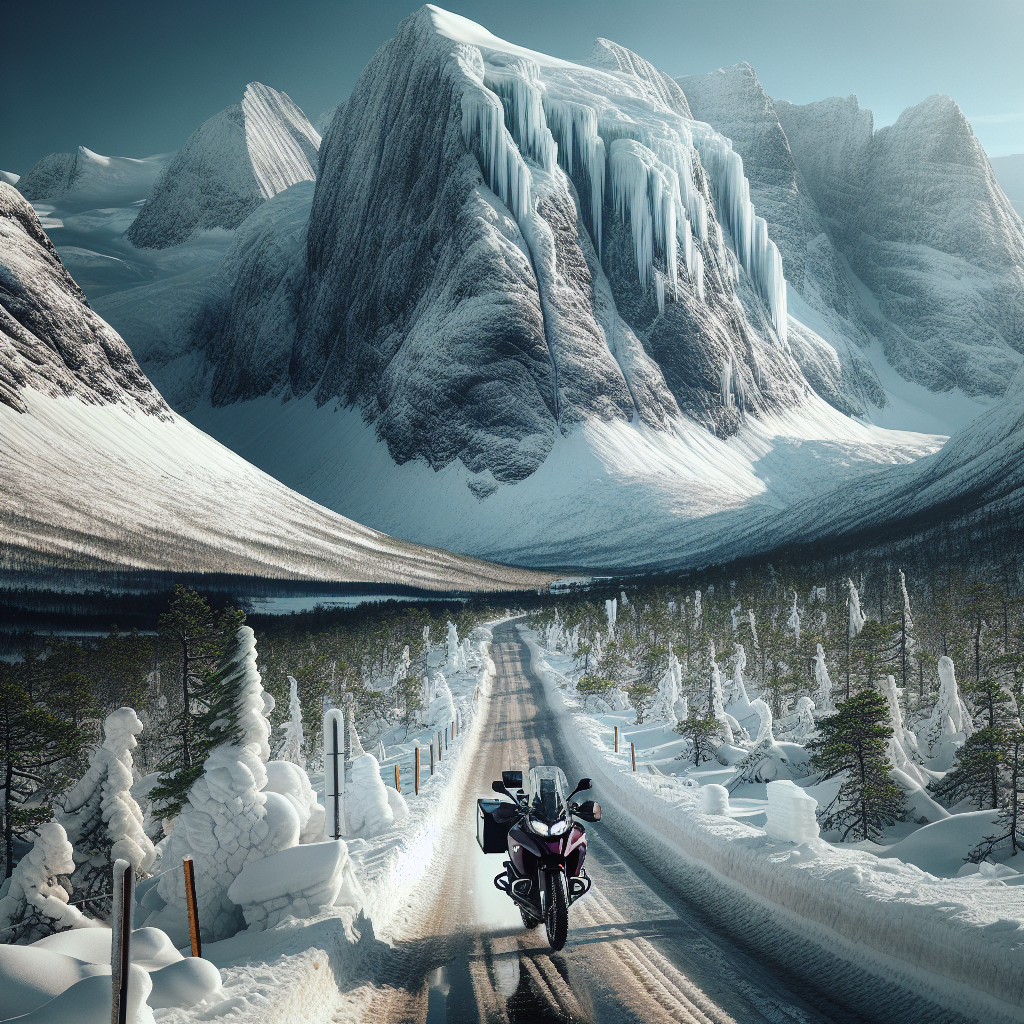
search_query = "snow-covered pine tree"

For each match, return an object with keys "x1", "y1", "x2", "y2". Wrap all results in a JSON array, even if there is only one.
[
  {"x1": 280, "y1": 676, "x2": 306, "y2": 769},
  {"x1": 151, "y1": 585, "x2": 246, "y2": 820},
  {"x1": 934, "y1": 677, "x2": 1018, "y2": 809},
  {"x1": 58, "y1": 707, "x2": 156, "y2": 918},
  {"x1": 0, "y1": 822, "x2": 98, "y2": 943},
  {"x1": 148, "y1": 625, "x2": 295, "y2": 944},
  {"x1": 810, "y1": 689, "x2": 904, "y2": 842}
]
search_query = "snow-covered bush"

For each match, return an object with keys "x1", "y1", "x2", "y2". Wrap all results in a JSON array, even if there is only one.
[
  {"x1": 58, "y1": 707, "x2": 156, "y2": 918},
  {"x1": 346, "y1": 753, "x2": 395, "y2": 837},
  {"x1": 280, "y1": 676, "x2": 305, "y2": 769},
  {"x1": 264, "y1": 760, "x2": 325, "y2": 845},
  {"x1": 917, "y1": 656, "x2": 974, "y2": 770},
  {"x1": 0, "y1": 822, "x2": 99, "y2": 943},
  {"x1": 145, "y1": 626, "x2": 296, "y2": 944},
  {"x1": 446, "y1": 622, "x2": 467, "y2": 673}
]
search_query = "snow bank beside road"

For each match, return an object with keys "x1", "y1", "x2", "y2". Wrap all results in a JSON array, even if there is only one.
[{"x1": 521, "y1": 628, "x2": 1024, "y2": 1022}]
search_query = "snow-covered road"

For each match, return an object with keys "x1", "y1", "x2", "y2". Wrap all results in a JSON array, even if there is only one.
[{"x1": 346, "y1": 622, "x2": 969, "y2": 1023}]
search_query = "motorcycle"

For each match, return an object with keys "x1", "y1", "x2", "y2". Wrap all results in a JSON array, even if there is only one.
[{"x1": 477, "y1": 765, "x2": 601, "y2": 950}]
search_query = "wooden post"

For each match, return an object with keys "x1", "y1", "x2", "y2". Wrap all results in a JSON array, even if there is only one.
[
  {"x1": 183, "y1": 856, "x2": 201, "y2": 958},
  {"x1": 394, "y1": 763, "x2": 401, "y2": 793},
  {"x1": 430, "y1": 741, "x2": 435, "y2": 775},
  {"x1": 614, "y1": 726, "x2": 619, "y2": 753},
  {"x1": 437, "y1": 732, "x2": 442, "y2": 762},
  {"x1": 110, "y1": 858, "x2": 134, "y2": 1024},
  {"x1": 445, "y1": 727, "x2": 449, "y2": 753},
  {"x1": 631, "y1": 742, "x2": 636, "y2": 772},
  {"x1": 415, "y1": 747, "x2": 420, "y2": 795}
]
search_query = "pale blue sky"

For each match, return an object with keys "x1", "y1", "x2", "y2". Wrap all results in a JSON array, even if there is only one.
[{"x1": 2, "y1": 0, "x2": 1021, "y2": 173}]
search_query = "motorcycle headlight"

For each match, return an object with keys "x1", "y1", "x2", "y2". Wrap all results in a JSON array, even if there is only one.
[{"x1": 530, "y1": 817, "x2": 569, "y2": 837}]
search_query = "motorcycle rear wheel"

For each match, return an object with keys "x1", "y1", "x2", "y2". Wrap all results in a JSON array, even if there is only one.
[
  {"x1": 520, "y1": 906, "x2": 540, "y2": 929},
  {"x1": 545, "y1": 873, "x2": 568, "y2": 951}
]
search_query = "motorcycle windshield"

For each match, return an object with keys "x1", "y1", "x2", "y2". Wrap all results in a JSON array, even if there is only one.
[{"x1": 526, "y1": 766, "x2": 570, "y2": 823}]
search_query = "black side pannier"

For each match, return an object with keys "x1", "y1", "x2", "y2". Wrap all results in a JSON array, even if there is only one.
[{"x1": 477, "y1": 798, "x2": 515, "y2": 853}]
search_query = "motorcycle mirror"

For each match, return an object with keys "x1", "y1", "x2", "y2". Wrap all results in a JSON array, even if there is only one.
[
  {"x1": 574, "y1": 800, "x2": 602, "y2": 822},
  {"x1": 502, "y1": 770, "x2": 524, "y2": 789},
  {"x1": 568, "y1": 777, "x2": 592, "y2": 798},
  {"x1": 491, "y1": 781, "x2": 506, "y2": 794}
]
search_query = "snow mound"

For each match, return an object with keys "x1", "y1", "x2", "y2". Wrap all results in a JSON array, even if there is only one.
[
  {"x1": 227, "y1": 839, "x2": 357, "y2": 931},
  {"x1": 880, "y1": 811, "x2": 1004, "y2": 878},
  {"x1": 700, "y1": 784, "x2": 729, "y2": 815},
  {"x1": 11, "y1": 965, "x2": 153, "y2": 1024},
  {"x1": 0, "y1": 944, "x2": 109, "y2": 1018},
  {"x1": 765, "y1": 780, "x2": 820, "y2": 844}
]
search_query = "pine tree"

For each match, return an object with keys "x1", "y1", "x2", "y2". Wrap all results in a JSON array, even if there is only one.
[
  {"x1": 810, "y1": 689, "x2": 905, "y2": 842},
  {"x1": 151, "y1": 586, "x2": 245, "y2": 820},
  {"x1": 970, "y1": 726, "x2": 1024, "y2": 862},
  {"x1": 0, "y1": 668, "x2": 80, "y2": 880},
  {"x1": 677, "y1": 711, "x2": 719, "y2": 766}
]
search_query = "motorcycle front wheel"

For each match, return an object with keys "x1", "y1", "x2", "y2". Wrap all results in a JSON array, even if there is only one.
[{"x1": 545, "y1": 872, "x2": 568, "y2": 951}]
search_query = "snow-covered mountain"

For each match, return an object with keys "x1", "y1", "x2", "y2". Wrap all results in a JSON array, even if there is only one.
[
  {"x1": 680, "y1": 64, "x2": 1024, "y2": 429},
  {"x1": 0, "y1": 181, "x2": 550, "y2": 591},
  {"x1": 17, "y1": 146, "x2": 171, "y2": 211},
  {"x1": 126, "y1": 83, "x2": 320, "y2": 249},
  {"x1": 18, "y1": 6, "x2": 1020, "y2": 571}
]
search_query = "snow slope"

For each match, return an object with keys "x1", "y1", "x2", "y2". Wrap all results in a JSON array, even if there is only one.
[
  {"x1": 0, "y1": 181, "x2": 551, "y2": 590},
  {"x1": 126, "y1": 83, "x2": 320, "y2": 249}
]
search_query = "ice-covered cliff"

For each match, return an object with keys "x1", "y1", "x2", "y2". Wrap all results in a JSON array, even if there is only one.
[
  {"x1": 0, "y1": 180, "x2": 550, "y2": 591},
  {"x1": 126, "y1": 83, "x2": 320, "y2": 249}
]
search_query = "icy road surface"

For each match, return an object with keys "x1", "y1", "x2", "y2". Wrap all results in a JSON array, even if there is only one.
[{"x1": 348, "y1": 623, "x2": 966, "y2": 1023}]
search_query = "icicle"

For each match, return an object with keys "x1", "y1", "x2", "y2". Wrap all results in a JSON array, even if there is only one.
[
  {"x1": 461, "y1": 85, "x2": 534, "y2": 221},
  {"x1": 544, "y1": 98, "x2": 605, "y2": 254},
  {"x1": 483, "y1": 59, "x2": 557, "y2": 174},
  {"x1": 608, "y1": 139, "x2": 678, "y2": 296},
  {"x1": 720, "y1": 357, "x2": 733, "y2": 409},
  {"x1": 693, "y1": 132, "x2": 787, "y2": 341},
  {"x1": 654, "y1": 270, "x2": 666, "y2": 314}
]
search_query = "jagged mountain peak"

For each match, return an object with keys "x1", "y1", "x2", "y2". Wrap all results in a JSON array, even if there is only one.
[{"x1": 126, "y1": 82, "x2": 320, "y2": 250}]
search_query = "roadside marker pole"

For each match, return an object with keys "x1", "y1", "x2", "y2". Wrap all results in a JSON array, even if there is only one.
[
  {"x1": 631, "y1": 742, "x2": 636, "y2": 772},
  {"x1": 395, "y1": 764, "x2": 401, "y2": 793},
  {"x1": 614, "y1": 726, "x2": 619, "y2": 753},
  {"x1": 111, "y1": 858, "x2": 134, "y2": 1024},
  {"x1": 323, "y1": 709, "x2": 345, "y2": 840},
  {"x1": 445, "y1": 727, "x2": 449, "y2": 753},
  {"x1": 183, "y1": 856, "x2": 201, "y2": 958},
  {"x1": 430, "y1": 742, "x2": 435, "y2": 775},
  {"x1": 437, "y1": 732, "x2": 442, "y2": 762},
  {"x1": 415, "y1": 747, "x2": 420, "y2": 795}
]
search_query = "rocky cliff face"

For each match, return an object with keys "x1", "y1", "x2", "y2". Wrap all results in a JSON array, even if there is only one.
[
  {"x1": 0, "y1": 182, "x2": 167, "y2": 416},
  {"x1": 776, "y1": 92, "x2": 1024, "y2": 399},
  {"x1": 126, "y1": 83, "x2": 320, "y2": 249}
]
